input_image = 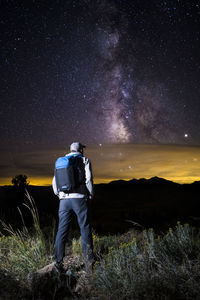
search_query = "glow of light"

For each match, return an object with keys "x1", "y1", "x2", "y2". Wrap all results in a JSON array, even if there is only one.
[{"x1": 1, "y1": 144, "x2": 200, "y2": 186}]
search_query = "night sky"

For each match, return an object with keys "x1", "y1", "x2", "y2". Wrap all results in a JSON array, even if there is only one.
[{"x1": 0, "y1": 0, "x2": 200, "y2": 184}]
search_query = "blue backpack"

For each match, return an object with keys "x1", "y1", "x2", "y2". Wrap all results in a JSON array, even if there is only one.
[{"x1": 54, "y1": 154, "x2": 82, "y2": 193}]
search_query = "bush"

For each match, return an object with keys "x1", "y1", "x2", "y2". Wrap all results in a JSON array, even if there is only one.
[
  {"x1": 1, "y1": 195, "x2": 200, "y2": 300},
  {"x1": 0, "y1": 191, "x2": 54, "y2": 280},
  {"x1": 72, "y1": 233, "x2": 120, "y2": 259},
  {"x1": 94, "y1": 223, "x2": 200, "y2": 300},
  {"x1": 0, "y1": 234, "x2": 51, "y2": 279},
  {"x1": 11, "y1": 174, "x2": 29, "y2": 188}
]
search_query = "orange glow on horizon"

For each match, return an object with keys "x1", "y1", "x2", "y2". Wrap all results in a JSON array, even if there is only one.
[
  {"x1": 0, "y1": 175, "x2": 199, "y2": 186},
  {"x1": 0, "y1": 144, "x2": 200, "y2": 186}
]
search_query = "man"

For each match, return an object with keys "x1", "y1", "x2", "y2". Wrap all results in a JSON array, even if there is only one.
[{"x1": 52, "y1": 142, "x2": 94, "y2": 271}]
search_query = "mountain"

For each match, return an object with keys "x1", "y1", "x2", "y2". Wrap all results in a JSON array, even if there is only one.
[
  {"x1": 0, "y1": 178, "x2": 200, "y2": 234},
  {"x1": 109, "y1": 176, "x2": 178, "y2": 186}
]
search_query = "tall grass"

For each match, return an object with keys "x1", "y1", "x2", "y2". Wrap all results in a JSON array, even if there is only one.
[
  {"x1": 0, "y1": 190, "x2": 54, "y2": 280},
  {"x1": 94, "y1": 223, "x2": 200, "y2": 300},
  {"x1": 72, "y1": 233, "x2": 120, "y2": 259},
  {"x1": 1, "y1": 192, "x2": 200, "y2": 300}
]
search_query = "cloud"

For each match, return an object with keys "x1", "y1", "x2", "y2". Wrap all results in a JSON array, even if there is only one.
[
  {"x1": 87, "y1": 144, "x2": 200, "y2": 184},
  {"x1": 0, "y1": 144, "x2": 200, "y2": 185}
]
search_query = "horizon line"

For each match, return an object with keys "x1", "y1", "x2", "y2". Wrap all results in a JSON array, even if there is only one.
[{"x1": 1, "y1": 176, "x2": 200, "y2": 187}]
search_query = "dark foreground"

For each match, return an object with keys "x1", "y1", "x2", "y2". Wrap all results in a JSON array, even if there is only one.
[{"x1": 0, "y1": 177, "x2": 200, "y2": 233}]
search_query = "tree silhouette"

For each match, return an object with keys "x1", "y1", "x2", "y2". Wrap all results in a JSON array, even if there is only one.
[{"x1": 11, "y1": 174, "x2": 29, "y2": 188}]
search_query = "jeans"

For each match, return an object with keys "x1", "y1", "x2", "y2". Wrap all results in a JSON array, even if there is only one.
[{"x1": 54, "y1": 197, "x2": 94, "y2": 264}]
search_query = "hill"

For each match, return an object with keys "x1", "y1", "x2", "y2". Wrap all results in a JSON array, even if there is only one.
[{"x1": 0, "y1": 177, "x2": 200, "y2": 233}]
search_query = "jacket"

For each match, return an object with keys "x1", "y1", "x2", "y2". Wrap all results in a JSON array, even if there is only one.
[{"x1": 52, "y1": 151, "x2": 94, "y2": 199}]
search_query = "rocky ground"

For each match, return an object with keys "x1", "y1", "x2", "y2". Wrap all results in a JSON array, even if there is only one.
[{"x1": 27, "y1": 255, "x2": 95, "y2": 300}]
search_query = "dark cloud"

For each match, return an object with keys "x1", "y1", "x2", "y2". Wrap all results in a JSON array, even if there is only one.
[{"x1": 0, "y1": 144, "x2": 200, "y2": 185}]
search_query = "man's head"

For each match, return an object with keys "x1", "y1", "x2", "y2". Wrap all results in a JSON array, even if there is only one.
[{"x1": 70, "y1": 142, "x2": 86, "y2": 154}]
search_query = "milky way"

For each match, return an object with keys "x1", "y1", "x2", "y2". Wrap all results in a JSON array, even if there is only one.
[
  {"x1": 0, "y1": 0, "x2": 200, "y2": 149},
  {"x1": 95, "y1": 17, "x2": 131, "y2": 143},
  {"x1": 90, "y1": 1, "x2": 197, "y2": 144},
  {"x1": 91, "y1": 3, "x2": 130, "y2": 143}
]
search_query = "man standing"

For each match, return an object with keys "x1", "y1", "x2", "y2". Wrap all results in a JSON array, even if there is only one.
[{"x1": 52, "y1": 142, "x2": 94, "y2": 271}]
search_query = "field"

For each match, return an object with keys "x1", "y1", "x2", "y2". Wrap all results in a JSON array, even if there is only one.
[{"x1": 0, "y1": 179, "x2": 200, "y2": 299}]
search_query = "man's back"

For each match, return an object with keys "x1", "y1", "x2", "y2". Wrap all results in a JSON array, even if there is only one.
[
  {"x1": 52, "y1": 150, "x2": 93, "y2": 199},
  {"x1": 53, "y1": 142, "x2": 94, "y2": 270}
]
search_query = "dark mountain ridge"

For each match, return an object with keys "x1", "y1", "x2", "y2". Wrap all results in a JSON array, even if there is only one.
[
  {"x1": 0, "y1": 177, "x2": 200, "y2": 234},
  {"x1": 108, "y1": 176, "x2": 178, "y2": 185}
]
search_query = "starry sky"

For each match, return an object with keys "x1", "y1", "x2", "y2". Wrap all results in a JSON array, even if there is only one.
[{"x1": 0, "y1": 0, "x2": 200, "y2": 185}]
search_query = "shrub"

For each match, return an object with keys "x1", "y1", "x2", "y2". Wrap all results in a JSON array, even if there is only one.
[
  {"x1": 72, "y1": 233, "x2": 120, "y2": 258},
  {"x1": 0, "y1": 234, "x2": 51, "y2": 279},
  {"x1": 11, "y1": 174, "x2": 29, "y2": 188},
  {"x1": 94, "y1": 223, "x2": 200, "y2": 300},
  {"x1": 0, "y1": 191, "x2": 54, "y2": 280}
]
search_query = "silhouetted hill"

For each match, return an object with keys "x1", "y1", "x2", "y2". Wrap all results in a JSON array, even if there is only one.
[
  {"x1": 0, "y1": 177, "x2": 200, "y2": 234},
  {"x1": 109, "y1": 176, "x2": 178, "y2": 186}
]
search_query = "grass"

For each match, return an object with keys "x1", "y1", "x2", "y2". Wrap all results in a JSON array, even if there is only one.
[
  {"x1": 1, "y1": 192, "x2": 200, "y2": 299},
  {"x1": 93, "y1": 223, "x2": 200, "y2": 300},
  {"x1": 0, "y1": 190, "x2": 54, "y2": 281}
]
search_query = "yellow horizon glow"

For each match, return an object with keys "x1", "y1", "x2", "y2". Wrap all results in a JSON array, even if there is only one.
[
  {"x1": 0, "y1": 175, "x2": 199, "y2": 186},
  {"x1": 0, "y1": 144, "x2": 200, "y2": 186}
]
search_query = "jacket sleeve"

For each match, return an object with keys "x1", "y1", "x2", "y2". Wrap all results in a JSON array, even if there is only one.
[
  {"x1": 84, "y1": 158, "x2": 94, "y2": 198},
  {"x1": 52, "y1": 176, "x2": 59, "y2": 196}
]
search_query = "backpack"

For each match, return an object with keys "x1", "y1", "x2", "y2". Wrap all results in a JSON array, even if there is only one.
[{"x1": 54, "y1": 154, "x2": 83, "y2": 193}]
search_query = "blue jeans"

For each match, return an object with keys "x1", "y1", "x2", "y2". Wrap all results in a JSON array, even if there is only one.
[{"x1": 54, "y1": 197, "x2": 94, "y2": 264}]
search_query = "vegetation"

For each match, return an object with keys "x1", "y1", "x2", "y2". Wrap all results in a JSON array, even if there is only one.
[
  {"x1": 11, "y1": 174, "x2": 29, "y2": 188},
  {"x1": 93, "y1": 223, "x2": 200, "y2": 300},
  {"x1": 72, "y1": 233, "x2": 120, "y2": 259},
  {"x1": 0, "y1": 191, "x2": 54, "y2": 281},
  {"x1": 1, "y1": 192, "x2": 200, "y2": 299}
]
